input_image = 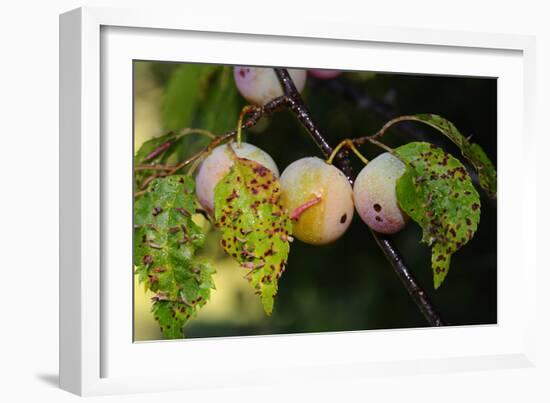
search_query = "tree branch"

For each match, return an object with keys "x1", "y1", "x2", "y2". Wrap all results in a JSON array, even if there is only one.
[{"x1": 275, "y1": 68, "x2": 445, "y2": 327}]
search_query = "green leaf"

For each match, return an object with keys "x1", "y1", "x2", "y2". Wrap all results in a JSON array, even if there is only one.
[
  {"x1": 395, "y1": 142, "x2": 481, "y2": 289},
  {"x1": 134, "y1": 175, "x2": 215, "y2": 338},
  {"x1": 181, "y1": 66, "x2": 242, "y2": 161},
  {"x1": 161, "y1": 64, "x2": 218, "y2": 132},
  {"x1": 398, "y1": 114, "x2": 497, "y2": 199},
  {"x1": 198, "y1": 66, "x2": 243, "y2": 134},
  {"x1": 134, "y1": 132, "x2": 176, "y2": 165},
  {"x1": 133, "y1": 132, "x2": 180, "y2": 191},
  {"x1": 214, "y1": 156, "x2": 292, "y2": 315}
]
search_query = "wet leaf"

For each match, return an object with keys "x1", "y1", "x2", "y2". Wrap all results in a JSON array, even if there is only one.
[
  {"x1": 134, "y1": 175, "x2": 215, "y2": 338},
  {"x1": 395, "y1": 142, "x2": 481, "y2": 289},
  {"x1": 214, "y1": 156, "x2": 292, "y2": 315},
  {"x1": 133, "y1": 132, "x2": 179, "y2": 191},
  {"x1": 397, "y1": 114, "x2": 496, "y2": 198}
]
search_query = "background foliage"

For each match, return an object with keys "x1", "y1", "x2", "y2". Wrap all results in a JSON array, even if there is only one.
[{"x1": 133, "y1": 61, "x2": 497, "y2": 340}]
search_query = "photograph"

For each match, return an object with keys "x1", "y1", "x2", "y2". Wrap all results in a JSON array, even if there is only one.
[{"x1": 132, "y1": 61, "x2": 497, "y2": 341}]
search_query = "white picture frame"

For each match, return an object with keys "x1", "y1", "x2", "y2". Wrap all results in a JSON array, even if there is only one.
[{"x1": 59, "y1": 6, "x2": 537, "y2": 396}]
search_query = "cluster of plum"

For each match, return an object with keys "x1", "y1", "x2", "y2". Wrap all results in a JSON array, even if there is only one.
[
  {"x1": 195, "y1": 66, "x2": 406, "y2": 246},
  {"x1": 196, "y1": 141, "x2": 406, "y2": 246}
]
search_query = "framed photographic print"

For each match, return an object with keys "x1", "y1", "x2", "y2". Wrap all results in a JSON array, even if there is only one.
[{"x1": 60, "y1": 6, "x2": 536, "y2": 396}]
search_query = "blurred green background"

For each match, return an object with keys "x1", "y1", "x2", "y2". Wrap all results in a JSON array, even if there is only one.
[{"x1": 133, "y1": 61, "x2": 497, "y2": 341}]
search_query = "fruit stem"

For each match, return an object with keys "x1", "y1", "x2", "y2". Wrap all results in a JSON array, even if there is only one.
[
  {"x1": 236, "y1": 105, "x2": 260, "y2": 148},
  {"x1": 326, "y1": 139, "x2": 369, "y2": 166}
]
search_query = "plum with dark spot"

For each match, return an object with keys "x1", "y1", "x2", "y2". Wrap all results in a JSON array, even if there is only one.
[
  {"x1": 353, "y1": 152, "x2": 407, "y2": 234},
  {"x1": 279, "y1": 157, "x2": 354, "y2": 245},
  {"x1": 234, "y1": 67, "x2": 306, "y2": 105}
]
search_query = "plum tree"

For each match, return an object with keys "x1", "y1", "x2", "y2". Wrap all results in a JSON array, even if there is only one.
[
  {"x1": 308, "y1": 69, "x2": 342, "y2": 79},
  {"x1": 234, "y1": 67, "x2": 307, "y2": 105},
  {"x1": 279, "y1": 157, "x2": 354, "y2": 245},
  {"x1": 353, "y1": 152, "x2": 407, "y2": 234},
  {"x1": 195, "y1": 142, "x2": 279, "y2": 213}
]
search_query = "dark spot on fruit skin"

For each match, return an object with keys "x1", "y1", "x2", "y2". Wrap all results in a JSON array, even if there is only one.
[
  {"x1": 375, "y1": 216, "x2": 383, "y2": 222},
  {"x1": 471, "y1": 203, "x2": 480, "y2": 211},
  {"x1": 340, "y1": 214, "x2": 347, "y2": 224},
  {"x1": 373, "y1": 204, "x2": 382, "y2": 212},
  {"x1": 466, "y1": 218, "x2": 472, "y2": 226}
]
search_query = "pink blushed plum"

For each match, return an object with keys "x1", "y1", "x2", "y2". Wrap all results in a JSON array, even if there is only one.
[
  {"x1": 308, "y1": 69, "x2": 342, "y2": 79},
  {"x1": 195, "y1": 142, "x2": 279, "y2": 214},
  {"x1": 353, "y1": 152, "x2": 407, "y2": 234},
  {"x1": 234, "y1": 67, "x2": 307, "y2": 105}
]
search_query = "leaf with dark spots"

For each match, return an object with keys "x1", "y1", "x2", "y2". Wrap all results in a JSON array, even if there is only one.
[
  {"x1": 396, "y1": 142, "x2": 481, "y2": 289},
  {"x1": 214, "y1": 157, "x2": 292, "y2": 315},
  {"x1": 396, "y1": 114, "x2": 497, "y2": 199},
  {"x1": 134, "y1": 175, "x2": 215, "y2": 338}
]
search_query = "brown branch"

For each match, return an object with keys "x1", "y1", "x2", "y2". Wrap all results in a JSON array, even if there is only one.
[
  {"x1": 134, "y1": 96, "x2": 289, "y2": 196},
  {"x1": 274, "y1": 68, "x2": 445, "y2": 327}
]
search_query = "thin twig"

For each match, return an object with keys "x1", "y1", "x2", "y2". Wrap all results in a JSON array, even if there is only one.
[
  {"x1": 353, "y1": 115, "x2": 422, "y2": 146},
  {"x1": 134, "y1": 164, "x2": 173, "y2": 171},
  {"x1": 134, "y1": 96, "x2": 289, "y2": 196},
  {"x1": 274, "y1": 68, "x2": 445, "y2": 327}
]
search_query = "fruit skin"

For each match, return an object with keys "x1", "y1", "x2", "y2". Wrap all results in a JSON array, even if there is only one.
[
  {"x1": 353, "y1": 152, "x2": 407, "y2": 234},
  {"x1": 279, "y1": 157, "x2": 354, "y2": 245},
  {"x1": 308, "y1": 69, "x2": 342, "y2": 79},
  {"x1": 195, "y1": 142, "x2": 279, "y2": 213},
  {"x1": 234, "y1": 67, "x2": 307, "y2": 105}
]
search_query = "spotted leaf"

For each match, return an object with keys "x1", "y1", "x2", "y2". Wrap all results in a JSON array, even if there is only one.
[
  {"x1": 134, "y1": 175, "x2": 215, "y2": 339},
  {"x1": 395, "y1": 114, "x2": 496, "y2": 199},
  {"x1": 395, "y1": 142, "x2": 481, "y2": 289},
  {"x1": 214, "y1": 156, "x2": 292, "y2": 315}
]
